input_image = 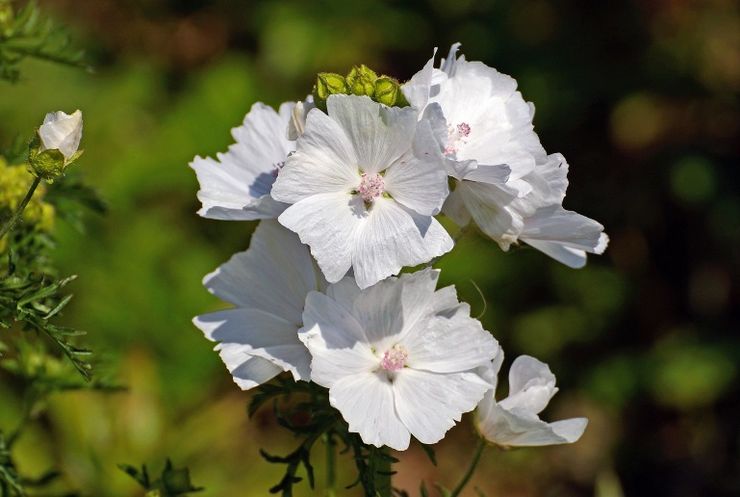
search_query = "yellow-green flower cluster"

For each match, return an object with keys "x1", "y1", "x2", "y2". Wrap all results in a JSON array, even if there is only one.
[
  {"x1": 0, "y1": 157, "x2": 55, "y2": 234},
  {"x1": 312, "y1": 64, "x2": 409, "y2": 111}
]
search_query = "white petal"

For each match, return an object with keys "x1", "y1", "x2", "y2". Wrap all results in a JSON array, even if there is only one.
[
  {"x1": 190, "y1": 102, "x2": 293, "y2": 220},
  {"x1": 458, "y1": 181, "x2": 523, "y2": 248},
  {"x1": 352, "y1": 198, "x2": 453, "y2": 289},
  {"x1": 402, "y1": 48, "x2": 438, "y2": 110},
  {"x1": 194, "y1": 308, "x2": 310, "y2": 381},
  {"x1": 477, "y1": 403, "x2": 587, "y2": 447},
  {"x1": 202, "y1": 220, "x2": 321, "y2": 324},
  {"x1": 393, "y1": 369, "x2": 490, "y2": 445},
  {"x1": 213, "y1": 344, "x2": 282, "y2": 390},
  {"x1": 520, "y1": 206, "x2": 608, "y2": 267},
  {"x1": 327, "y1": 94, "x2": 417, "y2": 174},
  {"x1": 383, "y1": 120, "x2": 449, "y2": 216},
  {"x1": 499, "y1": 355, "x2": 557, "y2": 415},
  {"x1": 278, "y1": 192, "x2": 360, "y2": 283},
  {"x1": 271, "y1": 107, "x2": 359, "y2": 204},
  {"x1": 300, "y1": 291, "x2": 377, "y2": 387},
  {"x1": 329, "y1": 372, "x2": 411, "y2": 451},
  {"x1": 39, "y1": 110, "x2": 83, "y2": 158},
  {"x1": 440, "y1": 42, "x2": 462, "y2": 76},
  {"x1": 403, "y1": 304, "x2": 499, "y2": 373},
  {"x1": 442, "y1": 185, "x2": 472, "y2": 227}
]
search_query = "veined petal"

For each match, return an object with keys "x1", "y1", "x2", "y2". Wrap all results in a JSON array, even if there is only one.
[
  {"x1": 300, "y1": 291, "x2": 377, "y2": 387},
  {"x1": 202, "y1": 220, "x2": 321, "y2": 324},
  {"x1": 393, "y1": 369, "x2": 490, "y2": 445},
  {"x1": 403, "y1": 304, "x2": 499, "y2": 373},
  {"x1": 194, "y1": 308, "x2": 310, "y2": 382},
  {"x1": 213, "y1": 344, "x2": 282, "y2": 391},
  {"x1": 383, "y1": 120, "x2": 449, "y2": 216},
  {"x1": 352, "y1": 198, "x2": 453, "y2": 289},
  {"x1": 330, "y1": 372, "x2": 411, "y2": 451},
  {"x1": 327, "y1": 95, "x2": 417, "y2": 174},
  {"x1": 278, "y1": 192, "x2": 361, "y2": 283},
  {"x1": 459, "y1": 181, "x2": 523, "y2": 248},
  {"x1": 520, "y1": 206, "x2": 608, "y2": 268},
  {"x1": 402, "y1": 48, "x2": 438, "y2": 110},
  {"x1": 477, "y1": 403, "x2": 587, "y2": 447},
  {"x1": 271, "y1": 107, "x2": 359, "y2": 204},
  {"x1": 190, "y1": 102, "x2": 293, "y2": 220}
]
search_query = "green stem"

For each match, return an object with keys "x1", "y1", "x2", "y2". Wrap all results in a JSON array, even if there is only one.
[
  {"x1": 0, "y1": 176, "x2": 41, "y2": 240},
  {"x1": 449, "y1": 438, "x2": 486, "y2": 497},
  {"x1": 325, "y1": 431, "x2": 336, "y2": 497},
  {"x1": 374, "y1": 447, "x2": 392, "y2": 497}
]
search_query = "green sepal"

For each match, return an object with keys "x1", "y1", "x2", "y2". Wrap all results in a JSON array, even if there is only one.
[
  {"x1": 375, "y1": 76, "x2": 403, "y2": 106},
  {"x1": 313, "y1": 72, "x2": 347, "y2": 110},
  {"x1": 346, "y1": 64, "x2": 378, "y2": 97},
  {"x1": 28, "y1": 148, "x2": 65, "y2": 183}
]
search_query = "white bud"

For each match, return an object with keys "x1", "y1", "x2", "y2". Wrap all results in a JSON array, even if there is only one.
[{"x1": 38, "y1": 110, "x2": 83, "y2": 159}]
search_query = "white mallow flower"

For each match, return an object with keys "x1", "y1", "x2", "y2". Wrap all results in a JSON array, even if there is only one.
[
  {"x1": 405, "y1": 44, "x2": 607, "y2": 267},
  {"x1": 299, "y1": 268, "x2": 499, "y2": 451},
  {"x1": 193, "y1": 220, "x2": 326, "y2": 390},
  {"x1": 476, "y1": 353, "x2": 588, "y2": 447},
  {"x1": 271, "y1": 94, "x2": 453, "y2": 289},
  {"x1": 190, "y1": 102, "x2": 296, "y2": 220},
  {"x1": 38, "y1": 110, "x2": 83, "y2": 159},
  {"x1": 403, "y1": 43, "x2": 545, "y2": 245}
]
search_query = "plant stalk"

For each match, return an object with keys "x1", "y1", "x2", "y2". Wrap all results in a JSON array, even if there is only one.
[
  {"x1": 325, "y1": 431, "x2": 336, "y2": 497},
  {"x1": 0, "y1": 176, "x2": 41, "y2": 239},
  {"x1": 449, "y1": 438, "x2": 486, "y2": 497}
]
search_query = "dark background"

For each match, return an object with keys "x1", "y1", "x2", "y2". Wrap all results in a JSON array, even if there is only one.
[{"x1": 0, "y1": 0, "x2": 738, "y2": 495}]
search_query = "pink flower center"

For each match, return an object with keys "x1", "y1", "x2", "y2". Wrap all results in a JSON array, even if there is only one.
[
  {"x1": 357, "y1": 172, "x2": 385, "y2": 203},
  {"x1": 380, "y1": 344, "x2": 408, "y2": 372},
  {"x1": 443, "y1": 122, "x2": 472, "y2": 156}
]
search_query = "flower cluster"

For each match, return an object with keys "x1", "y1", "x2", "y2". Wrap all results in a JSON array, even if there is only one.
[{"x1": 191, "y1": 45, "x2": 603, "y2": 453}]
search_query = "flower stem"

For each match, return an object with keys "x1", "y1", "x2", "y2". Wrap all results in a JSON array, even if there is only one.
[
  {"x1": 0, "y1": 176, "x2": 41, "y2": 240},
  {"x1": 449, "y1": 438, "x2": 486, "y2": 497},
  {"x1": 325, "y1": 431, "x2": 337, "y2": 497},
  {"x1": 374, "y1": 447, "x2": 392, "y2": 497}
]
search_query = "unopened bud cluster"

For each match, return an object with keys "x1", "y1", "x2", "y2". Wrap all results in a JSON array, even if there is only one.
[{"x1": 312, "y1": 64, "x2": 408, "y2": 110}]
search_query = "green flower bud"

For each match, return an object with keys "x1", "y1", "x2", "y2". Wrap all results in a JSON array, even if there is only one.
[
  {"x1": 27, "y1": 110, "x2": 84, "y2": 182},
  {"x1": 313, "y1": 72, "x2": 347, "y2": 110},
  {"x1": 375, "y1": 76, "x2": 403, "y2": 106},
  {"x1": 346, "y1": 64, "x2": 378, "y2": 97}
]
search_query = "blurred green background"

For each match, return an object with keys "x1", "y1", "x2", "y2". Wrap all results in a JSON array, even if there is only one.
[{"x1": 1, "y1": 0, "x2": 739, "y2": 495}]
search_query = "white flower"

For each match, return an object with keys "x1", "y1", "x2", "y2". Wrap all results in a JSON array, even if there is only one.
[
  {"x1": 476, "y1": 353, "x2": 588, "y2": 447},
  {"x1": 405, "y1": 44, "x2": 607, "y2": 267},
  {"x1": 403, "y1": 44, "x2": 545, "y2": 244},
  {"x1": 190, "y1": 102, "x2": 295, "y2": 220},
  {"x1": 38, "y1": 110, "x2": 83, "y2": 159},
  {"x1": 271, "y1": 94, "x2": 453, "y2": 289},
  {"x1": 193, "y1": 220, "x2": 326, "y2": 390},
  {"x1": 299, "y1": 268, "x2": 499, "y2": 451}
]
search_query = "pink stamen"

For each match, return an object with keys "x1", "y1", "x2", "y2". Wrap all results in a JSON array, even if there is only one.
[
  {"x1": 444, "y1": 122, "x2": 472, "y2": 157},
  {"x1": 357, "y1": 173, "x2": 385, "y2": 203},
  {"x1": 380, "y1": 344, "x2": 408, "y2": 372}
]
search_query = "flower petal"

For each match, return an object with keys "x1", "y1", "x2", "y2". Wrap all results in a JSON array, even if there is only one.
[
  {"x1": 271, "y1": 107, "x2": 359, "y2": 204},
  {"x1": 190, "y1": 102, "x2": 293, "y2": 220},
  {"x1": 383, "y1": 120, "x2": 449, "y2": 216},
  {"x1": 477, "y1": 403, "x2": 587, "y2": 447},
  {"x1": 194, "y1": 308, "x2": 310, "y2": 382},
  {"x1": 403, "y1": 304, "x2": 499, "y2": 373},
  {"x1": 352, "y1": 198, "x2": 453, "y2": 289},
  {"x1": 300, "y1": 291, "x2": 377, "y2": 387},
  {"x1": 393, "y1": 369, "x2": 490, "y2": 445},
  {"x1": 278, "y1": 192, "x2": 361, "y2": 283},
  {"x1": 327, "y1": 94, "x2": 417, "y2": 174},
  {"x1": 202, "y1": 220, "x2": 321, "y2": 324},
  {"x1": 499, "y1": 355, "x2": 557, "y2": 415},
  {"x1": 212, "y1": 344, "x2": 282, "y2": 391},
  {"x1": 329, "y1": 372, "x2": 411, "y2": 451}
]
